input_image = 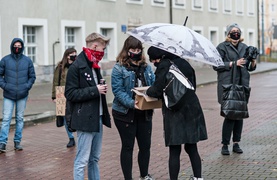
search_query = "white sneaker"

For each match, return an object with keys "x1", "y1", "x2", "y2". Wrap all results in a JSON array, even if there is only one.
[{"x1": 139, "y1": 174, "x2": 154, "y2": 180}]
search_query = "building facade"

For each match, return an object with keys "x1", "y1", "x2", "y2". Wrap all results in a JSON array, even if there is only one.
[{"x1": 0, "y1": 0, "x2": 258, "y2": 82}]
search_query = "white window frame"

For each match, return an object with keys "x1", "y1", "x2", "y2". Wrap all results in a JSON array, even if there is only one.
[
  {"x1": 18, "y1": 18, "x2": 48, "y2": 66},
  {"x1": 65, "y1": 27, "x2": 76, "y2": 49},
  {"x1": 61, "y1": 20, "x2": 86, "y2": 56},
  {"x1": 172, "y1": 0, "x2": 186, "y2": 9},
  {"x1": 247, "y1": 29, "x2": 256, "y2": 46},
  {"x1": 236, "y1": 0, "x2": 244, "y2": 16},
  {"x1": 192, "y1": 0, "x2": 203, "y2": 11},
  {"x1": 209, "y1": 0, "x2": 218, "y2": 13},
  {"x1": 23, "y1": 26, "x2": 37, "y2": 63},
  {"x1": 208, "y1": 27, "x2": 219, "y2": 46},
  {"x1": 247, "y1": 0, "x2": 255, "y2": 16},
  {"x1": 127, "y1": 0, "x2": 143, "y2": 5},
  {"x1": 223, "y1": 0, "x2": 232, "y2": 14},
  {"x1": 96, "y1": 22, "x2": 117, "y2": 61},
  {"x1": 192, "y1": 26, "x2": 204, "y2": 36},
  {"x1": 152, "y1": 0, "x2": 166, "y2": 7}
]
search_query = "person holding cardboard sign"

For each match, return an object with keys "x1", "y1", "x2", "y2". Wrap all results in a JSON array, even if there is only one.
[
  {"x1": 52, "y1": 48, "x2": 77, "y2": 148},
  {"x1": 111, "y1": 36, "x2": 156, "y2": 180}
]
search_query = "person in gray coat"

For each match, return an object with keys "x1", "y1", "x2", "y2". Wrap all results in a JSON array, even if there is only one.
[
  {"x1": 146, "y1": 46, "x2": 207, "y2": 180},
  {"x1": 214, "y1": 23, "x2": 257, "y2": 155}
]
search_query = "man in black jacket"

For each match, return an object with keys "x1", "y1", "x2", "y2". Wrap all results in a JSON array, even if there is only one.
[{"x1": 65, "y1": 32, "x2": 111, "y2": 180}]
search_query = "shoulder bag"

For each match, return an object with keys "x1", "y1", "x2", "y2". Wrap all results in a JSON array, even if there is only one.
[
  {"x1": 56, "y1": 65, "x2": 64, "y2": 127},
  {"x1": 220, "y1": 61, "x2": 251, "y2": 119}
]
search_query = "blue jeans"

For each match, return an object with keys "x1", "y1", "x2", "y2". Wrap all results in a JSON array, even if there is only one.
[
  {"x1": 74, "y1": 117, "x2": 103, "y2": 180},
  {"x1": 63, "y1": 117, "x2": 74, "y2": 139},
  {"x1": 0, "y1": 97, "x2": 28, "y2": 144}
]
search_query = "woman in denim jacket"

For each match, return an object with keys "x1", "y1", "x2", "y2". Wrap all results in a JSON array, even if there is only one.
[{"x1": 111, "y1": 36, "x2": 155, "y2": 180}]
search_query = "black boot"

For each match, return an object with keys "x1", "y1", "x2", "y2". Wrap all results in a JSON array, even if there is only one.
[
  {"x1": 67, "y1": 138, "x2": 75, "y2": 148},
  {"x1": 14, "y1": 142, "x2": 23, "y2": 151},
  {"x1": 0, "y1": 143, "x2": 6, "y2": 153},
  {"x1": 233, "y1": 143, "x2": 243, "y2": 154},
  {"x1": 221, "y1": 144, "x2": 230, "y2": 155}
]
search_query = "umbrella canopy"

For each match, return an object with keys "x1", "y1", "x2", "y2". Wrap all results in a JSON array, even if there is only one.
[{"x1": 127, "y1": 23, "x2": 224, "y2": 67}]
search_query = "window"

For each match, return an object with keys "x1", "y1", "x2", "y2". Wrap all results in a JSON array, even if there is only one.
[
  {"x1": 272, "y1": 4, "x2": 275, "y2": 12},
  {"x1": 209, "y1": 0, "x2": 218, "y2": 12},
  {"x1": 247, "y1": 0, "x2": 254, "y2": 16},
  {"x1": 65, "y1": 27, "x2": 76, "y2": 49},
  {"x1": 61, "y1": 20, "x2": 85, "y2": 56},
  {"x1": 101, "y1": 29, "x2": 109, "y2": 60},
  {"x1": 152, "y1": 0, "x2": 165, "y2": 7},
  {"x1": 127, "y1": 0, "x2": 143, "y2": 4},
  {"x1": 223, "y1": 0, "x2": 232, "y2": 14},
  {"x1": 209, "y1": 27, "x2": 218, "y2": 46},
  {"x1": 192, "y1": 0, "x2": 203, "y2": 11},
  {"x1": 18, "y1": 18, "x2": 48, "y2": 66},
  {"x1": 23, "y1": 26, "x2": 37, "y2": 63},
  {"x1": 236, "y1": 0, "x2": 244, "y2": 15},
  {"x1": 173, "y1": 0, "x2": 185, "y2": 8}
]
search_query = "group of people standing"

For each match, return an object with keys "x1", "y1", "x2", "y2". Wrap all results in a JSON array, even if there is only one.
[{"x1": 0, "y1": 22, "x2": 256, "y2": 180}]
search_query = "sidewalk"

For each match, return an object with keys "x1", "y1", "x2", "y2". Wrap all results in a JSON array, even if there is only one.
[
  {"x1": 0, "y1": 66, "x2": 276, "y2": 179},
  {"x1": 1, "y1": 61, "x2": 277, "y2": 126}
]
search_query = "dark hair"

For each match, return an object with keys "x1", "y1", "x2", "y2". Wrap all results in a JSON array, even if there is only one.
[
  {"x1": 57, "y1": 48, "x2": 77, "y2": 78},
  {"x1": 116, "y1": 36, "x2": 147, "y2": 67}
]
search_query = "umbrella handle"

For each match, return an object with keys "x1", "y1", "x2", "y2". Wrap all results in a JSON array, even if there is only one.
[{"x1": 183, "y1": 16, "x2": 188, "y2": 26}]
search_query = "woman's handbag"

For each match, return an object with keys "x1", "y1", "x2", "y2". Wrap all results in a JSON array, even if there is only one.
[
  {"x1": 56, "y1": 116, "x2": 64, "y2": 127},
  {"x1": 220, "y1": 62, "x2": 251, "y2": 120},
  {"x1": 163, "y1": 61, "x2": 194, "y2": 110}
]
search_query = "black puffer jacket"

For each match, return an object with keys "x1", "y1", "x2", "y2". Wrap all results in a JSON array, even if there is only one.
[
  {"x1": 147, "y1": 58, "x2": 207, "y2": 146},
  {"x1": 214, "y1": 41, "x2": 256, "y2": 104},
  {"x1": 65, "y1": 51, "x2": 111, "y2": 132}
]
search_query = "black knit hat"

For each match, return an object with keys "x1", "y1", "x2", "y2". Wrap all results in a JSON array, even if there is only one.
[{"x1": 147, "y1": 46, "x2": 177, "y2": 61}]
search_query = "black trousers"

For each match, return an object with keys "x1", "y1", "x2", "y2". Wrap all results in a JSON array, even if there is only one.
[
  {"x1": 222, "y1": 118, "x2": 243, "y2": 145},
  {"x1": 114, "y1": 116, "x2": 152, "y2": 180}
]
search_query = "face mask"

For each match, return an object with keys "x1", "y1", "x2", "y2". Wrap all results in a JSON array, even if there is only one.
[
  {"x1": 129, "y1": 51, "x2": 142, "y2": 61},
  {"x1": 12, "y1": 47, "x2": 23, "y2": 54},
  {"x1": 69, "y1": 55, "x2": 76, "y2": 61},
  {"x1": 230, "y1": 32, "x2": 241, "y2": 40},
  {"x1": 91, "y1": 50, "x2": 104, "y2": 61}
]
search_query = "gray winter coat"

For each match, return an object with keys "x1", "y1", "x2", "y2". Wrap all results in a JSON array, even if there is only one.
[{"x1": 214, "y1": 41, "x2": 256, "y2": 104}]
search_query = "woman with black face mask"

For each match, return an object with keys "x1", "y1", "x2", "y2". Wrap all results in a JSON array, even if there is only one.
[
  {"x1": 214, "y1": 23, "x2": 257, "y2": 156},
  {"x1": 111, "y1": 36, "x2": 155, "y2": 180},
  {"x1": 51, "y1": 48, "x2": 77, "y2": 148}
]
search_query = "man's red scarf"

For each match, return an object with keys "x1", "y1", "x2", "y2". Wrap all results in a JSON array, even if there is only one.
[{"x1": 83, "y1": 47, "x2": 104, "y2": 69}]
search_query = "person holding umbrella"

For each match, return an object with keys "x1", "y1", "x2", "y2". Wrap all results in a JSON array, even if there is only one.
[
  {"x1": 111, "y1": 36, "x2": 155, "y2": 180},
  {"x1": 214, "y1": 23, "x2": 257, "y2": 155},
  {"x1": 146, "y1": 46, "x2": 207, "y2": 180}
]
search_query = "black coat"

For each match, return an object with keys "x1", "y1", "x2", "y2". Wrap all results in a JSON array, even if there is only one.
[
  {"x1": 146, "y1": 58, "x2": 207, "y2": 146},
  {"x1": 214, "y1": 41, "x2": 256, "y2": 104},
  {"x1": 65, "y1": 52, "x2": 111, "y2": 132}
]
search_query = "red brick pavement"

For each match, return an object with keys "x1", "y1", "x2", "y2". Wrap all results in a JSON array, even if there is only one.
[{"x1": 0, "y1": 71, "x2": 277, "y2": 180}]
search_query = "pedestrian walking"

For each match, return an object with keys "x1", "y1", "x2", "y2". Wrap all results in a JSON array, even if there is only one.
[
  {"x1": 214, "y1": 23, "x2": 257, "y2": 155},
  {"x1": 51, "y1": 48, "x2": 77, "y2": 148},
  {"x1": 146, "y1": 46, "x2": 207, "y2": 180},
  {"x1": 0, "y1": 38, "x2": 36, "y2": 153},
  {"x1": 111, "y1": 36, "x2": 155, "y2": 180},
  {"x1": 64, "y1": 32, "x2": 111, "y2": 180}
]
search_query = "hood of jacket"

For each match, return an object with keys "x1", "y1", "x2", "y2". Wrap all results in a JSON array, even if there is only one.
[{"x1": 10, "y1": 38, "x2": 25, "y2": 55}]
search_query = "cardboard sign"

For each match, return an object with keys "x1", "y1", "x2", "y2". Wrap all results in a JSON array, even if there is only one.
[
  {"x1": 55, "y1": 86, "x2": 66, "y2": 116},
  {"x1": 132, "y1": 86, "x2": 162, "y2": 110}
]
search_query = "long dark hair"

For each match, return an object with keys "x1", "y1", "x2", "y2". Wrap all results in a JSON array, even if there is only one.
[
  {"x1": 116, "y1": 36, "x2": 147, "y2": 67},
  {"x1": 57, "y1": 48, "x2": 77, "y2": 78}
]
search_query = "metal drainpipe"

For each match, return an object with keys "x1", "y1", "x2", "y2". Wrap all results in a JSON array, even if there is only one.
[
  {"x1": 52, "y1": 40, "x2": 60, "y2": 73},
  {"x1": 169, "y1": 0, "x2": 172, "y2": 24}
]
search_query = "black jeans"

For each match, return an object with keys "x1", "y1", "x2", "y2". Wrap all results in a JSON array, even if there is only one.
[
  {"x1": 114, "y1": 116, "x2": 152, "y2": 180},
  {"x1": 222, "y1": 118, "x2": 243, "y2": 145}
]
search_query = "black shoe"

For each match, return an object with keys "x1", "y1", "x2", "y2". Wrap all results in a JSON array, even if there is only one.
[
  {"x1": 233, "y1": 143, "x2": 243, "y2": 154},
  {"x1": 0, "y1": 143, "x2": 6, "y2": 153},
  {"x1": 67, "y1": 138, "x2": 75, "y2": 148},
  {"x1": 221, "y1": 145, "x2": 230, "y2": 155},
  {"x1": 14, "y1": 142, "x2": 23, "y2": 151}
]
